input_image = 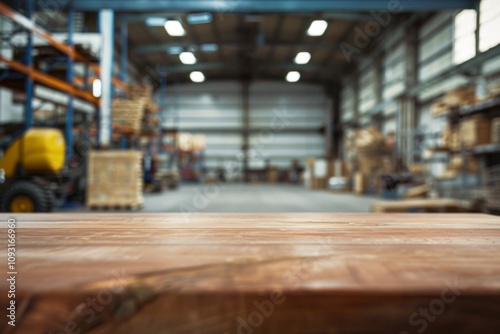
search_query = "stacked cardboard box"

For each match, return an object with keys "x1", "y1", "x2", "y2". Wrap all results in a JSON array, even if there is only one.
[
  {"x1": 442, "y1": 125, "x2": 460, "y2": 150},
  {"x1": 86, "y1": 150, "x2": 143, "y2": 209},
  {"x1": 459, "y1": 116, "x2": 492, "y2": 148},
  {"x1": 353, "y1": 128, "x2": 392, "y2": 193},
  {"x1": 305, "y1": 159, "x2": 335, "y2": 189},
  {"x1": 268, "y1": 167, "x2": 278, "y2": 184},
  {"x1": 492, "y1": 117, "x2": 500, "y2": 144},
  {"x1": 431, "y1": 87, "x2": 478, "y2": 116}
]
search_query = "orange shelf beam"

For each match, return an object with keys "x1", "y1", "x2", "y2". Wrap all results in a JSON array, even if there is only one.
[
  {"x1": 0, "y1": 56, "x2": 99, "y2": 105},
  {"x1": 0, "y1": 2, "x2": 129, "y2": 94}
]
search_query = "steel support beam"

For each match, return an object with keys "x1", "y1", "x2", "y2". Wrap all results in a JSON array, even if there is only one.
[
  {"x1": 242, "y1": 80, "x2": 250, "y2": 183},
  {"x1": 98, "y1": 9, "x2": 114, "y2": 147},
  {"x1": 68, "y1": 0, "x2": 476, "y2": 12},
  {"x1": 152, "y1": 62, "x2": 341, "y2": 75},
  {"x1": 24, "y1": 0, "x2": 34, "y2": 129},
  {"x1": 66, "y1": 9, "x2": 74, "y2": 161},
  {"x1": 120, "y1": 19, "x2": 128, "y2": 83},
  {"x1": 135, "y1": 40, "x2": 340, "y2": 54}
]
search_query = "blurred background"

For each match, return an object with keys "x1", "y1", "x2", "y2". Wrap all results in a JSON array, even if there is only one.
[{"x1": 0, "y1": 0, "x2": 499, "y2": 214}]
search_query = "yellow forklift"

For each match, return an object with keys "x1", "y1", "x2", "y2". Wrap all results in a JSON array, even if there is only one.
[{"x1": 0, "y1": 128, "x2": 66, "y2": 212}]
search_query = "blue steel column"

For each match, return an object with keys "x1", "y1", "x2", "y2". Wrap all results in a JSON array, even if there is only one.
[
  {"x1": 120, "y1": 19, "x2": 128, "y2": 84},
  {"x1": 66, "y1": 9, "x2": 75, "y2": 161},
  {"x1": 119, "y1": 19, "x2": 128, "y2": 149},
  {"x1": 159, "y1": 65, "x2": 167, "y2": 153},
  {"x1": 24, "y1": 0, "x2": 34, "y2": 128}
]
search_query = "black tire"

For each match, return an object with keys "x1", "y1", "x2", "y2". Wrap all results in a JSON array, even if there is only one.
[{"x1": 1, "y1": 181, "x2": 52, "y2": 213}]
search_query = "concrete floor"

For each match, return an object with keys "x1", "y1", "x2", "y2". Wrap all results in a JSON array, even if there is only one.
[{"x1": 142, "y1": 184, "x2": 375, "y2": 213}]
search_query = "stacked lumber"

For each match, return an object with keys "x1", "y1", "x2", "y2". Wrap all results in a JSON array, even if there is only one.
[
  {"x1": 86, "y1": 150, "x2": 143, "y2": 209},
  {"x1": 431, "y1": 87, "x2": 478, "y2": 116},
  {"x1": 5, "y1": 213, "x2": 500, "y2": 334}
]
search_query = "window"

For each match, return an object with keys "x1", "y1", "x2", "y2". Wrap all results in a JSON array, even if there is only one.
[
  {"x1": 453, "y1": 10, "x2": 477, "y2": 64},
  {"x1": 480, "y1": 0, "x2": 500, "y2": 52}
]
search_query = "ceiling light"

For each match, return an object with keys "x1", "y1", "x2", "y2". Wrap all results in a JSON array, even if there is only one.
[
  {"x1": 92, "y1": 79, "x2": 102, "y2": 98},
  {"x1": 190, "y1": 71, "x2": 205, "y2": 83},
  {"x1": 286, "y1": 71, "x2": 300, "y2": 83},
  {"x1": 307, "y1": 20, "x2": 328, "y2": 36},
  {"x1": 187, "y1": 13, "x2": 213, "y2": 25},
  {"x1": 146, "y1": 17, "x2": 166, "y2": 26},
  {"x1": 200, "y1": 44, "x2": 219, "y2": 52},
  {"x1": 167, "y1": 46, "x2": 183, "y2": 55},
  {"x1": 164, "y1": 20, "x2": 186, "y2": 36},
  {"x1": 295, "y1": 52, "x2": 311, "y2": 64},
  {"x1": 179, "y1": 52, "x2": 197, "y2": 64}
]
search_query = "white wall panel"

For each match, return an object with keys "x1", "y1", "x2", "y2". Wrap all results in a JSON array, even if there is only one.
[{"x1": 161, "y1": 81, "x2": 326, "y2": 170}]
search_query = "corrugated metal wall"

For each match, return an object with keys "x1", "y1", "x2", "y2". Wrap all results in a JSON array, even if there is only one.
[{"x1": 163, "y1": 81, "x2": 326, "y2": 170}]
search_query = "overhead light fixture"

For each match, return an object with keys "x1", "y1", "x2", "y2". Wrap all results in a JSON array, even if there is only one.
[
  {"x1": 146, "y1": 17, "x2": 166, "y2": 27},
  {"x1": 167, "y1": 46, "x2": 183, "y2": 55},
  {"x1": 187, "y1": 13, "x2": 213, "y2": 25},
  {"x1": 286, "y1": 71, "x2": 300, "y2": 83},
  {"x1": 164, "y1": 20, "x2": 186, "y2": 36},
  {"x1": 190, "y1": 71, "x2": 205, "y2": 83},
  {"x1": 92, "y1": 79, "x2": 102, "y2": 98},
  {"x1": 200, "y1": 44, "x2": 219, "y2": 52},
  {"x1": 179, "y1": 52, "x2": 197, "y2": 64},
  {"x1": 307, "y1": 20, "x2": 328, "y2": 36},
  {"x1": 295, "y1": 52, "x2": 311, "y2": 64}
]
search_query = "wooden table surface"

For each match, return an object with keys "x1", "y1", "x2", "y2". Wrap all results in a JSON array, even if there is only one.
[{"x1": 1, "y1": 213, "x2": 500, "y2": 334}]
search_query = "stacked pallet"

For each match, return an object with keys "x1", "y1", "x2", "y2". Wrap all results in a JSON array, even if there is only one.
[
  {"x1": 112, "y1": 98, "x2": 147, "y2": 133},
  {"x1": 86, "y1": 150, "x2": 143, "y2": 210},
  {"x1": 431, "y1": 87, "x2": 478, "y2": 116}
]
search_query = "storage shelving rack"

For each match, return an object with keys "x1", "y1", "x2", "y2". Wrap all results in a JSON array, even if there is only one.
[{"x1": 0, "y1": 1, "x2": 131, "y2": 158}]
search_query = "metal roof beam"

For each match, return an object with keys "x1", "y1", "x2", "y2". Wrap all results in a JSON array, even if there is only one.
[
  {"x1": 67, "y1": 0, "x2": 476, "y2": 12},
  {"x1": 158, "y1": 62, "x2": 341, "y2": 74},
  {"x1": 135, "y1": 40, "x2": 339, "y2": 54}
]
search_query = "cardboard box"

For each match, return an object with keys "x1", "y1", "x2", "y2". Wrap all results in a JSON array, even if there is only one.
[
  {"x1": 492, "y1": 117, "x2": 500, "y2": 144},
  {"x1": 459, "y1": 117, "x2": 491, "y2": 148},
  {"x1": 354, "y1": 172, "x2": 366, "y2": 195}
]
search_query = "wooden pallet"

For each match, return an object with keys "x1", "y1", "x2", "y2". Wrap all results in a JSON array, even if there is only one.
[
  {"x1": 371, "y1": 198, "x2": 465, "y2": 213},
  {"x1": 2, "y1": 213, "x2": 500, "y2": 334},
  {"x1": 86, "y1": 150, "x2": 144, "y2": 209},
  {"x1": 88, "y1": 203, "x2": 143, "y2": 211}
]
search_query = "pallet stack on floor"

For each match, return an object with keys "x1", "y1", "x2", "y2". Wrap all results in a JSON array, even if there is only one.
[
  {"x1": 86, "y1": 150, "x2": 144, "y2": 210},
  {"x1": 345, "y1": 128, "x2": 392, "y2": 194}
]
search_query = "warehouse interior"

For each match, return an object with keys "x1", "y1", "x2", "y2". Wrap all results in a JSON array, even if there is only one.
[
  {"x1": 0, "y1": 0, "x2": 499, "y2": 214},
  {"x1": 1, "y1": 1, "x2": 500, "y2": 334}
]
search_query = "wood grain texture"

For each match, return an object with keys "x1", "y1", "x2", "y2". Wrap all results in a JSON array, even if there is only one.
[{"x1": 1, "y1": 213, "x2": 500, "y2": 334}]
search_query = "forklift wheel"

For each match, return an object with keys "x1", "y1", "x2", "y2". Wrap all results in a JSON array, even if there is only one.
[{"x1": 2, "y1": 181, "x2": 52, "y2": 213}]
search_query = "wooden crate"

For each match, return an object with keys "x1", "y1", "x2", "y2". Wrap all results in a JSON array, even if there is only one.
[
  {"x1": 86, "y1": 150, "x2": 143, "y2": 209},
  {"x1": 5, "y1": 213, "x2": 500, "y2": 334}
]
